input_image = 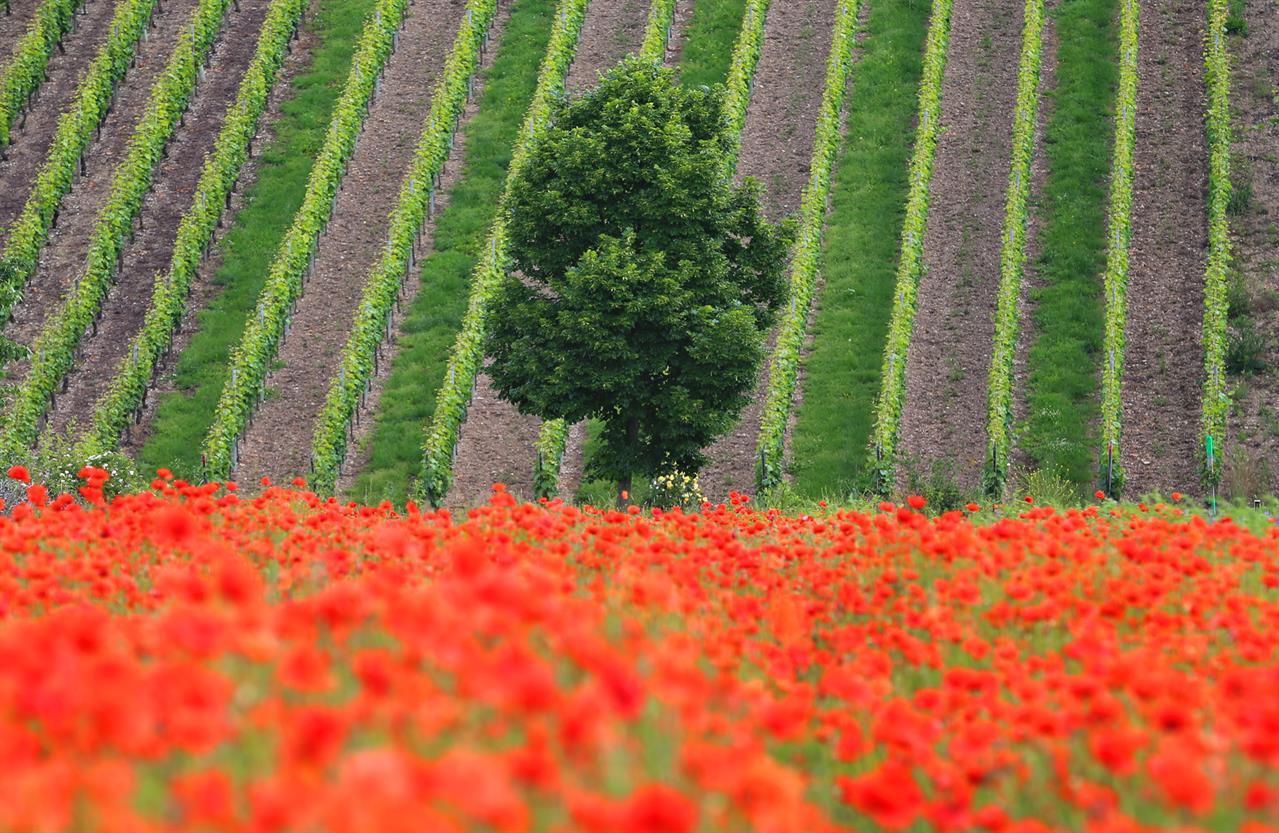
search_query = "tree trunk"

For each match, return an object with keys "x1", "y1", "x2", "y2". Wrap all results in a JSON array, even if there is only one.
[{"x1": 617, "y1": 416, "x2": 640, "y2": 506}]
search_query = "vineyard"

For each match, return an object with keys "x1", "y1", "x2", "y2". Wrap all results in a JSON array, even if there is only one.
[{"x1": 0, "y1": 0, "x2": 1271, "y2": 509}]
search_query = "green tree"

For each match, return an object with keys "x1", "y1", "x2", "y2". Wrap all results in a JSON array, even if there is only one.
[{"x1": 487, "y1": 59, "x2": 792, "y2": 499}]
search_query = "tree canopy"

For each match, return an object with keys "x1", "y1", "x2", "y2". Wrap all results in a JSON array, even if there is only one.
[{"x1": 486, "y1": 59, "x2": 792, "y2": 495}]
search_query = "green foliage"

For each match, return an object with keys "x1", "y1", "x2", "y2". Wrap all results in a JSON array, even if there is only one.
[
  {"x1": 200, "y1": 0, "x2": 417, "y2": 480},
  {"x1": 0, "y1": 0, "x2": 88, "y2": 148},
  {"x1": 534, "y1": 0, "x2": 770, "y2": 498},
  {"x1": 789, "y1": 0, "x2": 931, "y2": 499},
  {"x1": 1201, "y1": 0, "x2": 1232, "y2": 484},
  {"x1": 753, "y1": 0, "x2": 862, "y2": 495},
  {"x1": 1019, "y1": 0, "x2": 1116, "y2": 489},
  {"x1": 306, "y1": 0, "x2": 499, "y2": 494},
  {"x1": 486, "y1": 60, "x2": 790, "y2": 491},
  {"x1": 983, "y1": 0, "x2": 1045, "y2": 497},
  {"x1": 676, "y1": 0, "x2": 747, "y2": 88},
  {"x1": 411, "y1": 0, "x2": 590, "y2": 507},
  {"x1": 1097, "y1": 0, "x2": 1138, "y2": 496},
  {"x1": 0, "y1": 0, "x2": 239, "y2": 460},
  {"x1": 868, "y1": 0, "x2": 953, "y2": 491},
  {"x1": 139, "y1": 0, "x2": 377, "y2": 479},
  {"x1": 76, "y1": 0, "x2": 310, "y2": 460},
  {"x1": 346, "y1": 0, "x2": 559, "y2": 505},
  {"x1": 0, "y1": 0, "x2": 160, "y2": 317}
]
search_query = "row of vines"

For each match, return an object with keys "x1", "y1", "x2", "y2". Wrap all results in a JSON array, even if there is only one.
[
  {"x1": 0, "y1": 0, "x2": 237, "y2": 457},
  {"x1": 199, "y1": 0, "x2": 416, "y2": 480},
  {"x1": 1199, "y1": 0, "x2": 1231, "y2": 487},
  {"x1": 1096, "y1": 0, "x2": 1138, "y2": 495},
  {"x1": 303, "y1": 0, "x2": 500, "y2": 493},
  {"x1": 0, "y1": 0, "x2": 88, "y2": 149},
  {"x1": 0, "y1": 0, "x2": 159, "y2": 317},
  {"x1": 529, "y1": 0, "x2": 771, "y2": 502},
  {"x1": 866, "y1": 0, "x2": 953, "y2": 491},
  {"x1": 751, "y1": 0, "x2": 861, "y2": 495},
  {"x1": 982, "y1": 0, "x2": 1045, "y2": 496},
  {"x1": 411, "y1": 0, "x2": 590, "y2": 507},
  {"x1": 72, "y1": 0, "x2": 309, "y2": 459}
]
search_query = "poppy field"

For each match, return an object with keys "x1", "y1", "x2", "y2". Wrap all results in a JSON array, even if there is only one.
[{"x1": 1, "y1": 468, "x2": 1278, "y2": 833}]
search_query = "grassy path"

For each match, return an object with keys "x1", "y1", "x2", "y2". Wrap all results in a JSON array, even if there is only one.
[
  {"x1": 136, "y1": 0, "x2": 378, "y2": 477},
  {"x1": 1017, "y1": 0, "x2": 1117, "y2": 490},
  {"x1": 788, "y1": 0, "x2": 931, "y2": 499}
]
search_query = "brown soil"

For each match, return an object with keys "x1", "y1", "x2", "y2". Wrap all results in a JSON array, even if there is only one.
[
  {"x1": 1220, "y1": 0, "x2": 1279, "y2": 500},
  {"x1": 0, "y1": 0, "x2": 119, "y2": 233},
  {"x1": 0, "y1": 0, "x2": 46, "y2": 65},
  {"x1": 696, "y1": 0, "x2": 836, "y2": 502},
  {"x1": 1118, "y1": 0, "x2": 1208, "y2": 496},
  {"x1": 895, "y1": 0, "x2": 1023, "y2": 495},
  {"x1": 1009, "y1": 4, "x2": 1056, "y2": 483},
  {"x1": 123, "y1": 7, "x2": 321, "y2": 457},
  {"x1": 43, "y1": 0, "x2": 275, "y2": 437},
  {"x1": 443, "y1": 0, "x2": 649, "y2": 508},
  {"x1": 3, "y1": 0, "x2": 203, "y2": 352},
  {"x1": 228, "y1": 0, "x2": 471, "y2": 486}
]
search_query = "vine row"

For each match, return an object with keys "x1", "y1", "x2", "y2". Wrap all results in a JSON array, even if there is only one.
[
  {"x1": 1096, "y1": 0, "x2": 1138, "y2": 495},
  {"x1": 199, "y1": 0, "x2": 416, "y2": 480},
  {"x1": 71, "y1": 0, "x2": 308, "y2": 459},
  {"x1": 0, "y1": 0, "x2": 160, "y2": 318},
  {"x1": 752, "y1": 0, "x2": 861, "y2": 495},
  {"x1": 867, "y1": 0, "x2": 953, "y2": 492},
  {"x1": 0, "y1": 0, "x2": 238, "y2": 458},
  {"x1": 1199, "y1": 0, "x2": 1231, "y2": 486},
  {"x1": 413, "y1": 0, "x2": 590, "y2": 507},
  {"x1": 982, "y1": 0, "x2": 1045, "y2": 496},
  {"x1": 302, "y1": 0, "x2": 499, "y2": 493},
  {"x1": 0, "y1": 0, "x2": 88, "y2": 150}
]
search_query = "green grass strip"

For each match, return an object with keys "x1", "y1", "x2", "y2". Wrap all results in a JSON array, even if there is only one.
[
  {"x1": 0, "y1": 0, "x2": 159, "y2": 317},
  {"x1": 201, "y1": 0, "x2": 418, "y2": 480},
  {"x1": 345, "y1": 0, "x2": 562, "y2": 505},
  {"x1": 1018, "y1": 0, "x2": 1117, "y2": 491},
  {"x1": 983, "y1": 0, "x2": 1045, "y2": 496},
  {"x1": 138, "y1": 0, "x2": 380, "y2": 478},
  {"x1": 413, "y1": 0, "x2": 589, "y2": 506},
  {"x1": 532, "y1": 0, "x2": 768, "y2": 500},
  {"x1": 75, "y1": 0, "x2": 309, "y2": 459},
  {"x1": 0, "y1": 0, "x2": 88, "y2": 149},
  {"x1": 753, "y1": 0, "x2": 862, "y2": 494},
  {"x1": 0, "y1": 0, "x2": 237, "y2": 458},
  {"x1": 1097, "y1": 0, "x2": 1137, "y2": 495},
  {"x1": 867, "y1": 0, "x2": 952, "y2": 492},
  {"x1": 789, "y1": 0, "x2": 931, "y2": 499},
  {"x1": 305, "y1": 0, "x2": 499, "y2": 494},
  {"x1": 678, "y1": 0, "x2": 747, "y2": 88},
  {"x1": 1200, "y1": 0, "x2": 1231, "y2": 484}
]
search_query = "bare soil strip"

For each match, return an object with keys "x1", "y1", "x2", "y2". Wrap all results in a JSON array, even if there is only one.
[
  {"x1": 0, "y1": 0, "x2": 45, "y2": 59},
  {"x1": 0, "y1": 0, "x2": 118, "y2": 232},
  {"x1": 696, "y1": 0, "x2": 836, "y2": 501},
  {"x1": 3, "y1": 0, "x2": 203, "y2": 350},
  {"x1": 122, "y1": 9, "x2": 321, "y2": 459},
  {"x1": 1118, "y1": 0, "x2": 1207, "y2": 495},
  {"x1": 226, "y1": 0, "x2": 473, "y2": 486},
  {"x1": 1221, "y1": 0, "x2": 1279, "y2": 498},
  {"x1": 444, "y1": 0, "x2": 649, "y2": 508},
  {"x1": 331, "y1": 2, "x2": 514, "y2": 498},
  {"x1": 44, "y1": 0, "x2": 275, "y2": 436},
  {"x1": 895, "y1": 0, "x2": 1023, "y2": 494}
]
